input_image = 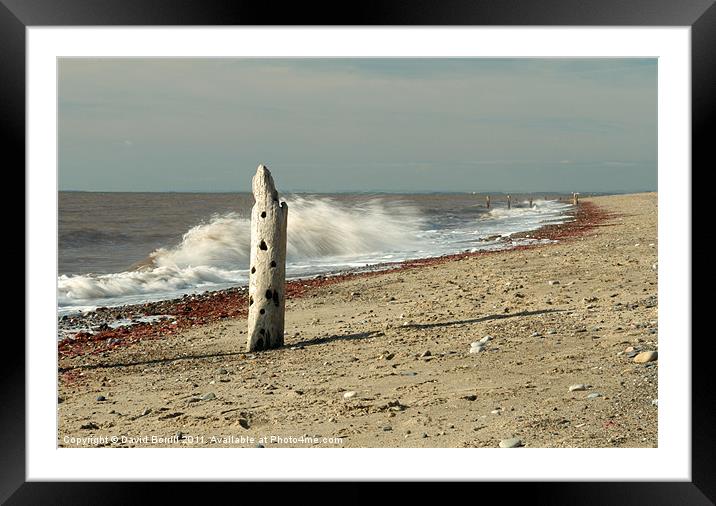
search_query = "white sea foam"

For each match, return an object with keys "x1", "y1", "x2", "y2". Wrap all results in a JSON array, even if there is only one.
[
  {"x1": 57, "y1": 196, "x2": 573, "y2": 313},
  {"x1": 148, "y1": 197, "x2": 424, "y2": 269}
]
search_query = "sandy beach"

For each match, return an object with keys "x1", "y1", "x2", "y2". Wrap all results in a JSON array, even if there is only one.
[{"x1": 58, "y1": 193, "x2": 658, "y2": 448}]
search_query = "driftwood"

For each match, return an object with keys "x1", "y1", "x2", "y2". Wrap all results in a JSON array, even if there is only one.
[{"x1": 246, "y1": 165, "x2": 288, "y2": 351}]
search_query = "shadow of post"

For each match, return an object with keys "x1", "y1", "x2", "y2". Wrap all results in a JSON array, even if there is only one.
[
  {"x1": 399, "y1": 308, "x2": 565, "y2": 331},
  {"x1": 59, "y1": 309, "x2": 563, "y2": 372},
  {"x1": 58, "y1": 351, "x2": 247, "y2": 372},
  {"x1": 293, "y1": 330, "x2": 383, "y2": 348}
]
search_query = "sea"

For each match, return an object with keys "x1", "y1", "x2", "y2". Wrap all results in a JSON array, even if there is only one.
[{"x1": 58, "y1": 192, "x2": 576, "y2": 316}]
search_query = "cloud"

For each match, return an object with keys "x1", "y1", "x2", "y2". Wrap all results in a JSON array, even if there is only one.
[{"x1": 58, "y1": 58, "x2": 657, "y2": 192}]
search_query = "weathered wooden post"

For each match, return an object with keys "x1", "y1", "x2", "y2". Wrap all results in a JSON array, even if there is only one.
[
  {"x1": 529, "y1": 198, "x2": 533, "y2": 208},
  {"x1": 572, "y1": 192, "x2": 579, "y2": 206},
  {"x1": 507, "y1": 195, "x2": 511, "y2": 209},
  {"x1": 486, "y1": 195, "x2": 490, "y2": 209},
  {"x1": 247, "y1": 164, "x2": 288, "y2": 351}
]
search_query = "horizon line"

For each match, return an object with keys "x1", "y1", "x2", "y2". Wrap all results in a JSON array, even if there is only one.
[{"x1": 57, "y1": 189, "x2": 657, "y2": 195}]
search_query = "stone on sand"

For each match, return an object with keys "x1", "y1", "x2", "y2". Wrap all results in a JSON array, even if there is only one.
[
  {"x1": 469, "y1": 343, "x2": 485, "y2": 354},
  {"x1": 633, "y1": 351, "x2": 658, "y2": 363},
  {"x1": 499, "y1": 437, "x2": 523, "y2": 448}
]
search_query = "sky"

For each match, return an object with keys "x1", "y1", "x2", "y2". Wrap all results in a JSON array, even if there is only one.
[{"x1": 58, "y1": 58, "x2": 657, "y2": 193}]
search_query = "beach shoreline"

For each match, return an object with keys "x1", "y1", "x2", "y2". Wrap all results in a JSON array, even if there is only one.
[
  {"x1": 58, "y1": 199, "x2": 608, "y2": 359},
  {"x1": 58, "y1": 193, "x2": 658, "y2": 448}
]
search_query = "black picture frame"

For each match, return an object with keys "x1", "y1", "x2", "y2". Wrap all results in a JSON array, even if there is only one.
[{"x1": 5, "y1": 0, "x2": 707, "y2": 503}]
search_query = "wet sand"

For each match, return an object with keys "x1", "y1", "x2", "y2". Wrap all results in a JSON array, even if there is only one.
[{"x1": 58, "y1": 193, "x2": 658, "y2": 448}]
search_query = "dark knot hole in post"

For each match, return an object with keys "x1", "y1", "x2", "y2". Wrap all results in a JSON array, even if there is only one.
[
  {"x1": 260, "y1": 308, "x2": 265, "y2": 315},
  {"x1": 265, "y1": 289, "x2": 273, "y2": 299},
  {"x1": 260, "y1": 211, "x2": 266, "y2": 218},
  {"x1": 251, "y1": 267, "x2": 256, "y2": 274},
  {"x1": 259, "y1": 240, "x2": 268, "y2": 251},
  {"x1": 270, "y1": 260, "x2": 277, "y2": 268}
]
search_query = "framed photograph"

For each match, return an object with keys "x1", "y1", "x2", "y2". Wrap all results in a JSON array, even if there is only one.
[{"x1": 6, "y1": 0, "x2": 708, "y2": 502}]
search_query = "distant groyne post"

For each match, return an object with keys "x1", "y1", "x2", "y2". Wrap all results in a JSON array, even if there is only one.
[
  {"x1": 486, "y1": 195, "x2": 490, "y2": 209},
  {"x1": 572, "y1": 192, "x2": 579, "y2": 206},
  {"x1": 247, "y1": 164, "x2": 288, "y2": 352},
  {"x1": 529, "y1": 198, "x2": 533, "y2": 208},
  {"x1": 507, "y1": 195, "x2": 511, "y2": 209}
]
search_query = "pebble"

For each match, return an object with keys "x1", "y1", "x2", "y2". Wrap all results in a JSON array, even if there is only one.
[
  {"x1": 462, "y1": 394, "x2": 478, "y2": 401},
  {"x1": 548, "y1": 280, "x2": 560, "y2": 286},
  {"x1": 469, "y1": 342, "x2": 486, "y2": 354},
  {"x1": 633, "y1": 351, "x2": 658, "y2": 363},
  {"x1": 499, "y1": 438, "x2": 523, "y2": 448},
  {"x1": 343, "y1": 391, "x2": 357, "y2": 399},
  {"x1": 569, "y1": 384, "x2": 587, "y2": 392},
  {"x1": 586, "y1": 393, "x2": 601, "y2": 399},
  {"x1": 256, "y1": 444, "x2": 265, "y2": 448},
  {"x1": 141, "y1": 408, "x2": 152, "y2": 416},
  {"x1": 217, "y1": 368, "x2": 228, "y2": 375},
  {"x1": 420, "y1": 350, "x2": 432, "y2": 358},
  {"x1": 383, "y1": 426, "x2": 392, "y2": 431},
  {"x1": 96, "y1": 395, "x2": 106, "y2": 402},
  {"x1": 201, "y1": 392, "x2": 216, "y2": 401},
  {"x1": 479, "y1": 335, "x2": 493, "y2": 344},
  {"x1": 530, "y1": 332, "x2": 541, "y2": 338},
  {"x1": 652, "y1": 399, "x2": 658, "y2": 406}
]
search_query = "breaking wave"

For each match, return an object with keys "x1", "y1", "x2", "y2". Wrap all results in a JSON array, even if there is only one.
[{"x1": 58, "y1": 197, "x2": 424, "y2": 308}]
